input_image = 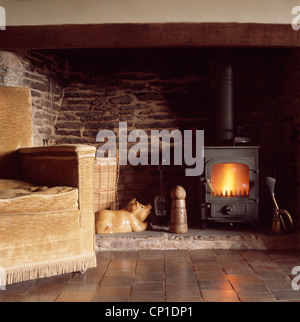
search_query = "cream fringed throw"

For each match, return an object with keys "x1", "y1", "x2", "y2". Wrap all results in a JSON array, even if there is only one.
[
  {"x1": 0, "y1": 175, "x2": 97, "y2": 285},
  {"x1": 0, "y1": 86, "x2": 97, "y2": 286},
  {"x1": 4, "y1": 253, "x2": 96, "y2": 286},
  {"x1": 0, "y1": 180, "x2": 79, "y2": 214}
]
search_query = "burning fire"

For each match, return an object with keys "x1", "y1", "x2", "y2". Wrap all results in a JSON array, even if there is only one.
[{"x1": 211, "y1": 163, "x2": 249, "y2": 197}]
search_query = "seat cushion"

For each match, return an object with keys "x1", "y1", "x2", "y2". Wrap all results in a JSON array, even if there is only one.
[
  {"x1": 0, "y1": 179, "x2": 35, "y2": 190},
  {"x1": 0, "y1": 179, "x2": 78, "y2": 213}
]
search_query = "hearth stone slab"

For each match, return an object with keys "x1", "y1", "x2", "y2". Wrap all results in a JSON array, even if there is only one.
[{"x1": 95, "y1": 228, "x2": 300, "y2": 251}]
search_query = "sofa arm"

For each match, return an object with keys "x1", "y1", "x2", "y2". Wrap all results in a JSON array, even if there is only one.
[
  {"x1": 18, "y1": 144, "x2": 96, "y2": 255},
  {"x1": 17, "y1": 144, "x2": 96, "y2": 211}
]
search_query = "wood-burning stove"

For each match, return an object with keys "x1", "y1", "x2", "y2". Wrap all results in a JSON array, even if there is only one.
[
  {"x1": 198, "y1": 49, "x2": 260, "y2": 228},
  {"x1": 200, "y1": 146, "x2": 259, "y2": 227}
]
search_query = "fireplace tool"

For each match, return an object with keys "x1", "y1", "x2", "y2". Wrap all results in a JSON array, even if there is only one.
[
  {"x1": 154, "y1": 165, "x2": 167, "y2": 217},
  {"x1": 265, "y1": 176, "x2": 293, "y2": 234}
]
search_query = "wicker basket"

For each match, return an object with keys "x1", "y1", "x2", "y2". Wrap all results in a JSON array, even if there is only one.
[{"x1": 94, "y1": 157, "x2": 119, "y2": 212}]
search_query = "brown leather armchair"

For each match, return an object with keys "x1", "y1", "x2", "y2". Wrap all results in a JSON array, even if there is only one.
[{"x1": 0, "y1": 86, "x2": 97, "y2": 286}]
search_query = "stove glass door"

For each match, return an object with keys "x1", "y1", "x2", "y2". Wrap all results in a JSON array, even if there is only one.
[{"x1": 211, "y1": 163, "x2": 249, "y2": 197}]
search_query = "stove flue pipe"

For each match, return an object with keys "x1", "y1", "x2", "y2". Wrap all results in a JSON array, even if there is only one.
[{"x1": 214, "y1": 49, "x2": 234, "y2": 145}]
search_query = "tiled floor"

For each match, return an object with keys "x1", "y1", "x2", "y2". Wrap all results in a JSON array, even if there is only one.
[{"x1": 1, "y1": 249, "x2": 300, "y2": 302}]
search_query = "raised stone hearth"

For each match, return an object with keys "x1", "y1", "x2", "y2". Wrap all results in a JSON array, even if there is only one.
[{"x1": 95, "y1": 226, "x2": 300, "y2": 251}]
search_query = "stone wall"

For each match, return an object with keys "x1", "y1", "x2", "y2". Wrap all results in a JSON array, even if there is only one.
[
  {"x1": 55, "y1": 49, "x2": 213, "y2": 145},
  {"x1": 0, "y1": 50, "x2": 63, "y2": 146},
  {"x1": 54, "y1": 49, "x2": 213, "y2": 221}
]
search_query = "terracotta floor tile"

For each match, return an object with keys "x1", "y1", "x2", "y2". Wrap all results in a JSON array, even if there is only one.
[
  {"x1": 93, "y1": 296, "x2": 129, "y2": 302},
  {"x1": 136, "y1": 261, "x2": 164, "y2": 272},
  {"x1": 96, "y1": 286, "x2": 130, "y2": 297},
  {"x1": 249, "y1": 260, "x2": 282, "y2": 272},
  {"x1": 266, "y1": 251, "x2": 299, "y2": 261},
  {"x1": 165, "y1": 273, "x2": 197, "y2": 286},
  {"x1": 105, "y1": 268, "x2": 136, "y2": 277},
  {"x1": 129, "y1": 291, "x2": 165, "y2": 302},
  {"x1": 201, "y1": 289, "x2": 239, "y2": 302},
  {"x1": 0, "y1": 279, "x2": 37, "y2": 302},
  {"x1": 214, "y1": 249, "x2": 239, "y2": 255},
  {"x1": 36, "y1": 274, "x2": 72, "y2": 285},
  {"x1": 257, "y1": 270, "x2": 291, "y2": 281},
  {"x1": 134, "y1": 271, "x2": 164, "y2": 282},
  {"x1": 193, "y1": 264, "x2": 224, "y2": 273},
  {"x1": 233, "y1": 283, "x2": 271, "y2": 295},
  {"x1": 272, "y1": 289, "x2": 300, "y2": 301},
  {"x1": 275, "y1": 261, "x2": 300, "y2": 276},
  {"x1": 137, "y1": 258, "x2": 164, "y2": 266},
  {"x1": 55, "y1": 283, "x2": 99, "y2": 302},
  {"x1": 190, "y1": 249, "x2": 215, "y2": 258},
  {"x1": 227, "y1": 274, "x2": 263, "y2": 285},
  {"x1": 165, "y1": 250, "x2": 190, "y2": 258},
  {"x1": 100, "y1": 276, "x2": 133, "y2": 287},
  {"x1": 195, "y1": 271, "x2": 227, "y2": 280},
  {"x1": 138, "y1": 250, "x2": 165, "y2": 258},
  {"x1": 3, "y1": 279, "x2": 38, "y2": 292},
  {"x1": 26, "y1": 281, "x2": 66, "y2": 297},
  {"x1": 56, "y1": 290, "x2": 96, "y2": 302},
  {"x1": 239, "y1": 250, "x2": 270, "y2": 261},
  {"x1": 113, "y1": 251, "x2": 139, "y2": 258},
  {"x1": 239, "y1": 293, "x2": 277, "y2": 302},
  {"x1": 256, "y1": 271, "x2": 292, "y2": 290},
  {"x1": 70, "y1": 268, "x2": 106, "y2": 284},
  {"x1": 20, "y1": 295, "x2": 58, "y2": 302},
  {"x1": 96, "y1": 250, "x2": 114, "y2": 259},
  {"x1": 131, "y1": 281, "x2": 164, "y2": 292},
  {"x1": 166, "y1": 284, "x2": 200, "y2": 297},
  {"x1": 109, "y1": 259, "x2": 137, "y2": 270},
  {"x1": 198, "y1": 279, "x2": 233, "y2": 290},
  {"x1": 166, "y1": 296, "x2": 203, "y2": 302},
  {"x1": 60, "y1": 282, "x2": 98, "y2": 292},
  {"x1": 0, "y1": 291, "x2": 28, "y2": 302},
  {"x1": 222, "y1": 265, "x2": 255, "y2": 275}
]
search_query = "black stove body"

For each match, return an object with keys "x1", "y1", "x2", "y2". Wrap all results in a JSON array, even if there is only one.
[
  {"x1": 200, "y1": 146, "x2": 259, "y2": 227},
  {"x1": 198, "y1": 49, "x2": 260, "y2": 227}
]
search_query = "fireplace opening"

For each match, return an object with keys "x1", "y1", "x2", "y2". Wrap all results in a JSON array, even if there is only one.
[
  {"x1": 0, "y1": 47, "x2": 299, "y2": 229},
  {"x1": 211, "y1": 163, "x2": 249, "y2": 198}
]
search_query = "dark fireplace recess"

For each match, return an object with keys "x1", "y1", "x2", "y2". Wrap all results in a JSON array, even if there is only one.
[
  {"x1": 199, "y1": 49, "x2": 260, "y2": 228},
  {"x1": 2, "y1": 47, "x2": 300, "y2": 228}
]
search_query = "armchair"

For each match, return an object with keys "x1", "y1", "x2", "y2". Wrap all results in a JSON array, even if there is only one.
[{"x1": 0, "y1": 86, "x2": 97, "y2": 286}]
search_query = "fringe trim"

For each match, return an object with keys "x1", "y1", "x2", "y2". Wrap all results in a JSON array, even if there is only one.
[{"x1": 4, "y1": 252, "x2": 97, "y2": 285}]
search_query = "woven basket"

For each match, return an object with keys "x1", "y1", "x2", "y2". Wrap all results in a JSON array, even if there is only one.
[{"x1": 94, "y1": 157, "x2": 119, "y2": 212}]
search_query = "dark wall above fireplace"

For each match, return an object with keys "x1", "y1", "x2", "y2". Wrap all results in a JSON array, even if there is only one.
[{"x1": 1, "y1": 23, "x2": 300, "y2": 50}]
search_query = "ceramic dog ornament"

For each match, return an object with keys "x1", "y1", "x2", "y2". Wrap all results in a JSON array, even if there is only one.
[{"x1": 95, "y1": 198, "x2": 152, "y2": 234}]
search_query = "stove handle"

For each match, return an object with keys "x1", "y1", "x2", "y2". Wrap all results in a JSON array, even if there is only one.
[
  {"x1": 205, "y1": 178, "x2": 214, "y2": 194},
  {"x1": 225, "y1": 205, "x2": 235, "y2": 214}
]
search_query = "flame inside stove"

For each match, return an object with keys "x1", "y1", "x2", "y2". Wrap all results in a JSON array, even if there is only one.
[{"x1": 211, "y1": 163, "x2": 249, "y2": 197}]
